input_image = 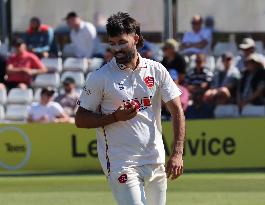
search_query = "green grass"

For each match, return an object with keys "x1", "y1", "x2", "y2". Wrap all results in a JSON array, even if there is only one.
[{"x1": 0, "y1": 173, "x2": 265, "y2": 205}]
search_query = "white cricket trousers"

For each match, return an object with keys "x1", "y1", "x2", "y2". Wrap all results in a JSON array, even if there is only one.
[{"x1": 108, "y1": 164, "x2": 167, "y2": 205}]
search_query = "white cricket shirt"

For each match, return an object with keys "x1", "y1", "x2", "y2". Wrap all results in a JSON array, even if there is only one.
[{"x1": 79, "y1": 54, "x2": 181, "y2": 175}]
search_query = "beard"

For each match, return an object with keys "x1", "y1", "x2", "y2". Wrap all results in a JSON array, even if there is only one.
[{"x1": 114, "y1": 47, "x2": 136, "y2": 65}]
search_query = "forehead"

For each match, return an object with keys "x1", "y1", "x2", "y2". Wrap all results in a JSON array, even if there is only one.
[{"x1": 108, "y1": 33, "x2": 134, "y2": 42}]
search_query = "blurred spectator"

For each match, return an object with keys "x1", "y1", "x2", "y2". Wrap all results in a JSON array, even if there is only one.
[
  {"x1": 139, "y1": 41, "x2": 154, "y2": 60},
  {"x1": 238, "y1": 53, "x2": 265, "y2": 108},
  {"x1": 28, "y1": 87, "x2": 69, "y2": 123},
  {"x1": 102, "y1": 47, "x2": 114, "y2": 66},
  {"x1": 204, "y1": 52, "x2": 240, "y2": 104},
  {"x1": 161, "y1": 38, "x2": 186, "y2": 84},
  {"x1": 181, "y1": 15, "x2": 212, "y2": 55},
  {"x1": 204, "y1": 16, "x2": 215, "y2": 33},
  {"x1": 184, "y1": 53, "x2": 213, "y2": 94},
  {"x1": 236, "y1": 38, "x2": 265, "y2": 72},
  {"x1": 6, "y1": 38, "x2": 47, "y2": 89},
  {"x1": 185, "y1": 88, "x2": 214, "y2": 119},
  {"x1": 26, "y1": 17, "x2": 54, "y2": 58},
  {"x1": 54, "y1": 77, "x2": 79, "y2": 117},
  {"x1": 162, "y1": 69, "x2": 190, "y2": 120},
  {"x1": 63, "y1": 11, "x2": 97, "y2": 58},
  {"x1": 169, "y1": 70, "x2": 189, "y2": 111}
]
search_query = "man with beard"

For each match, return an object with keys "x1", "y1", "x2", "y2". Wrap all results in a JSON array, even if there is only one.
[{"x1": 75, "y1": 12, "x2": 185, "y2": 205}]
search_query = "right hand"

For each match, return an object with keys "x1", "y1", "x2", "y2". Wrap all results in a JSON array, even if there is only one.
[{"x1": 113, "y1": 105, "x2": 138, "y2": 121}]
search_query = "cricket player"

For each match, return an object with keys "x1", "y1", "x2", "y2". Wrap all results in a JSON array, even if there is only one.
[{"x1": 75, "y1": 12, "x2": 185, "y2": 205}]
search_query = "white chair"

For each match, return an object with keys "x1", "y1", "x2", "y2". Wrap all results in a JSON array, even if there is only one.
[
  {"x1": 61, "y1": 71, "x2": 85, "y2": 88},
  {"x1": 0, "y1": 88, "x2": 7, "y2": 105},
  {"x1": 0, "y1": 105, "x2": 5, "y2": 120},
  {"x1": 5, "y1": 104, "x2": 29, "y2": 121},
  {"x1": 7, "y1": 88, "x2": 33, "y2": 104},
  {"x1": 241, "y1": 105, "x2": 265, "y2": 117},
  {"x1": 214, "y1": 105, "x2": 239, "y2": 118},
  {"x1": 213, "y1": 42, "x2": 238, "y2": 57},
  {"x1": 41, "y1": 58, "x2": 63, "y2": 73},
  {"x1": 87, "y1": 57, "x2": 104, "y2": 72},
  {"x1": 63, "y1": 58, "x2": 88, "y2": 72},
  {"x1": 33, "y1": 73, "x2": 60, "y2": 88}
]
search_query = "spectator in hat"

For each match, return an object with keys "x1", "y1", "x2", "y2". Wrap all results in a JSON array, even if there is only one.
[
  {"x1": 28, "y1": 87, "x2": 69, "y2": 123},
  {"x1": 238, "y1": 53, "x2": 265, "y2": 108},
  {"x1": 5, "y1": 38, "x2": 47, "y2": 90},
  {"x1": 55, "y1": 77, "x2": 79, "y2": 117},
  {"x1": 161, "y1": 38, "x2": 186, "y2": 84},
  {"x1": 63, "y1": 11, "x2": 97, "y2": 58},
  {"x1": 181, "y1": 15, "x2": 212, "y2": 55},
  {"x1": 25, "y1": 17, "x2": 54, "y2": 58},
  {"x1": 204, "y1": 52, "x2": 241, "y2": 104},
  {"x1": 236, "y1": 38, "x2": 265, "y2": 72}
]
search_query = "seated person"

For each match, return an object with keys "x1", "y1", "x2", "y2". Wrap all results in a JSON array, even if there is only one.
[
  {"x1": 28, "y1": 87, "x2": 69, "y2": 123},
  {"x1": 26, "y1": 17, "x2": 54, "y2": 58},
  {"x1": 54, "y1": 77, "x2": 79, "y2": 117},
  {"x1": 185, "y1": 88, "x2": 214, "y2": 119},
  {"x1": 6, "y1": 38, "x2": 47, "y2": 89},
  {"x1": 236, "y1": 38, "x2": 265, "y2": 72},
  {"x1": 181, "y1": 15, "x2": 212, "y2": 55},
  {"x1": 161, "y1": 38, "x2": 186, "y2": 84},
  {"x1": 238, "y1": 53, "x2": 265, "y2": 109},
  {"x1": 204, "y1": 52, "x2": 241, "y2": 104},
  {"x1": 184, "y1": 53, "x2": 213, "y2": 95}
]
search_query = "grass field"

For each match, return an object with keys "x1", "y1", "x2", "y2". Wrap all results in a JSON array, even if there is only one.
[{"x1": 0, "y1": 173, "x2": 265, "y2": 205}]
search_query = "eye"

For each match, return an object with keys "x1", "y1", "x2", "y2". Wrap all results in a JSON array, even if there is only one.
[{"x1": 119, "y1": 41, "x2": 128, "y2": 45}]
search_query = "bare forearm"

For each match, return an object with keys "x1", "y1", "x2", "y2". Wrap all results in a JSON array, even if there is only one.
[
  {"x1": 171, "y1": 109, "x2": 186, "y2": 156},
  {"x1": 75, "y1": 109, "x2": 116, "y2": 129}
]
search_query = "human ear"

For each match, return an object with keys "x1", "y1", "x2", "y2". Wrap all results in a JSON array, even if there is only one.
[{"x1": 134, "y1": 34, "x2": 139, "y2": 45}]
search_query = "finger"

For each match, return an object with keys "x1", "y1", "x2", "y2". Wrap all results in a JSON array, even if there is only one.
[
  {"x1": 172, "y1": 166, "x2": 183, "y2": 180},
  {"x1": 180, "y1": 166, "x2": 184, "y2": 175},
  {"x1": 171, "y1": 166, "x2": 178, "y2": 180}
]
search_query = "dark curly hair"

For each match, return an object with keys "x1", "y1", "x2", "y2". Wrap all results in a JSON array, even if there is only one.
[{"x1": 106, "y1": 12, "x2": 144, "y2": 49}]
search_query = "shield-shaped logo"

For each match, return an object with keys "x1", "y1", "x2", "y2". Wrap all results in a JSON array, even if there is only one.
[{"x1": 144, "y1": 76, "x2": 154, "y2": 88}]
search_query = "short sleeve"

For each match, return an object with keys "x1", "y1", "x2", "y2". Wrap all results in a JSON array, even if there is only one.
[
  {"x1": 159, "y1": 63, "x2": 182, "y2": 103},
  {"x1": 51, "y1": 102, "x2": 65, "y2": 116},
  {"x1": 30, "y1": 54, "x2": 45, "y2": 69},
  {"x1": 78, "y1": 70, "x2": 104, "y2": 112}
]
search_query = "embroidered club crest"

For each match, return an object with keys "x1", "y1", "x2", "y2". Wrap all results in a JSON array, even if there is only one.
[
  {"x1": 144, "y1": 76, "x2": 154, "y2": 88},
  {"x1": 118, "y1": 174, "x2": 128, "y2": 183}
]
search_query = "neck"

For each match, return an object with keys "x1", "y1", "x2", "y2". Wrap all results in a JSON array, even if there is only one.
[{"x1": 126, "y1": 52, "x2": 139, "y2": 70}]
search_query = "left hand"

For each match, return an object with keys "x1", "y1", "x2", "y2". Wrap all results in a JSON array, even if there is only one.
[{"x1": 166, "y1": 154, "x2": 184, "y2": 180}]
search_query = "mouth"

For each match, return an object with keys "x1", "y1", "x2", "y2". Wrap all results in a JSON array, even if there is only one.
[{"x1": 115, "y1": 52, "x2": 126, "y2": 58}]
